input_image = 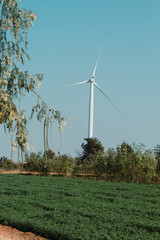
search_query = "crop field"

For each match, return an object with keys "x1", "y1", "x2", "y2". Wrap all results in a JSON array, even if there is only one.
[{"x1": 0, "y1": 175, "x2": 160, "y2": 240}]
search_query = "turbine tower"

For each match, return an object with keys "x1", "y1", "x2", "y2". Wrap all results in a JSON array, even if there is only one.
[
  {"x1": 88, "y1": 51, "x2": 100, "y2": 138},
  {"x1": 61, "y1": 50, "x2": 122, "y2": 138}
]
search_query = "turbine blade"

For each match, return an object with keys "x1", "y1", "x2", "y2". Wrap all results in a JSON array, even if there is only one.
[
  {"x1": 94, "y1": 82, "x2": 123, "y2": 117},
  {"x1": 40, "y1": 80, "x2": 89, "y2": 93},
  {"x1": 92, "y1": 48, "x2": 102, "y2": 78},
  {"x1": 61, "y1": 80, "x2": 89, "y2": 89}
]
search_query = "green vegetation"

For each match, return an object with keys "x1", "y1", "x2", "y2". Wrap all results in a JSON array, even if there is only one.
[
  {"x1": 80, "y1": 138, "x2": 105, "y2": 163},
  {"x1": 1, "y1": 140, "x2": 160, "y2": 183},
  {"x1": 79, "y1": 142, "x2": 157, "y2": 183},
  {"x1": 24, "y1": 152, "x2": 76, "y2": 175},
  {"x1": 154, "y1": 145, "x2": 160, "y2": 178},
  {"x1": 0, "y1": 156, "x2": 17, "y2": 170},
  {"x1": 0, "y1": 174, "x2": 160, "y2": 240}
]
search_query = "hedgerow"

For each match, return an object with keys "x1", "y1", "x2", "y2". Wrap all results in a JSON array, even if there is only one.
[
  {"x1": 75, "y1": 142, "x2": 158, "y2": 183},
  {"x1": 1, "y1": 141, "x2": 159, "y2": 183}
]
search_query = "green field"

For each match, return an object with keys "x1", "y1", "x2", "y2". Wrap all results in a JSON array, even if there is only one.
[{"x1": 0, "y1": 174, "x2": 160, "y2": 240}]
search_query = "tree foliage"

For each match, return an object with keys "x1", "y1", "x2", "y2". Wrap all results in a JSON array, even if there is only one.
[
  {"x1": 77, "y1": 142, "x2": 157, "y2": 183},
  {"x1": 80, "y1": 138, "x2": 104, "y2": 163},
  {"x1": 0, "y1": 0, "x2": 64, "y2": 154},
  {"x1": 24, "y1": 152, "x2": 75, "y2": 175},
  {"x1": 44, "y1": 149, "x2": 55, "y2": 160},
  {"x1": 154, "y1": 144, "x2": 160, "y2": 176}
]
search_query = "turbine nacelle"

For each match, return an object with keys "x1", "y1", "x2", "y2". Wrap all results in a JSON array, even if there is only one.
[{"x1": 90, "y1": 77, "x2": 94, "y2": 83}]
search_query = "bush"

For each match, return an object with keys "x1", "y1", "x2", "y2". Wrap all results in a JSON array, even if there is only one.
[
  {"x1": 39, "y1": 158, "x2": 54, "y2": 175},
  {"x1": 24, "y1": 152, "x2": 75, "y2": 175},
  {"x1": 78, "y1": 152, "x2": 106, "y2": 176},
  {"x1": 3, "y1": 160, "x2": 15, "y2": 170},
  {"x1": 24, "y1": 152, "x2": 41, "y2": 172},
  {"x1": 53, "y1": 155, "x2": 75, "y2": 175},
  {"x1": 0, "y1": 157, "x2": 15, "y2": 170},
  {"x1": 24, "y1": 152, "x2": 54, "y2": 174}
]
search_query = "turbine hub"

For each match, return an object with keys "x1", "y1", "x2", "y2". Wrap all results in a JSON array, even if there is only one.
[{"x1": 90, "y1": 77, "x2": 94, "y2": 82}]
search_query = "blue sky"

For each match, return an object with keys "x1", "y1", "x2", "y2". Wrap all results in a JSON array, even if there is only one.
[{"x1": 1, "y1": 0, "x2": 160, "y2": 159}]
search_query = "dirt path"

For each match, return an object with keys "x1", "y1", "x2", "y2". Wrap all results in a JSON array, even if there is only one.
[{"x1": 0, "y1": 225, "x2": 48, "y2": 240}]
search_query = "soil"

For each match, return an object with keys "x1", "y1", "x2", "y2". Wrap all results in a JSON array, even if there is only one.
[
  {"x1": 0, "y1": 225, "x2": 48, "y2": 240},
  {"x1": 0, "y1": 170, "x2": 41, "y2": 175}
]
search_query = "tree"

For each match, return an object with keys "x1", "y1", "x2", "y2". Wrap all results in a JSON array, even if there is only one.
[
  {"x1": 44, "y1": 149, "x2": 55, "y2": 160},
  {"x1": 115, "y1": 142, "x2": 156, "y2": 183},
  {"x1": 115, "y1": 142, "x2": 134, "y2": 180},
  {"x1": 0, "y1": 0, "x2": 64, "y2": 154},
  {"x1": 80, "y1": 138, "x2": 104, "y2": 163},
  {"x1": 154, "y1": 144, "x2": 160, "y2": 176}
]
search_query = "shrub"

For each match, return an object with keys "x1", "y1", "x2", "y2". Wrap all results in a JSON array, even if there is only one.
[
  {"x1": 39, "y1": 158, "x2": 54, "y2": 175},
  {"x1": 2, "y1": 160, "x2": 15, "y2": 170},
  {"x1": 78, "y1": 152, "x2": 106, "y2": 176},
  {"x1": 0, "y1": 157, "x2": 15, "y2": 170},
  {"x1": 53, "y1": 155, "x2": 75, "y2": 175},
  {"x1": 24, "y1": 152, "x2": 41, "y2": 172},
  {"x1": 24, "y1": 152, "x2": 54, "y2": 174}
]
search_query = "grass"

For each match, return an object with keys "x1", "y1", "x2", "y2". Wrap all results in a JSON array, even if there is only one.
[{"x1": 0, "y1": 174, "x2": 160, "y2": 240}]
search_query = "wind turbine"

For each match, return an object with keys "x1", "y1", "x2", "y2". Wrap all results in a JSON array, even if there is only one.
[{"x1": 61, "y1": 50, "x2": 122, "y2": 138}]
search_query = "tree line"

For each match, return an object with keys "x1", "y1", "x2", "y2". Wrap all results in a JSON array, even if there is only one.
[{"x1": 1, "y1": 138, "x2": 160, "y2": 184}]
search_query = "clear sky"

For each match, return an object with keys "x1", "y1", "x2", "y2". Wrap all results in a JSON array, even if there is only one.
[{"x1": 1, "y1": 0, "x2": 160, "y2": 159}]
